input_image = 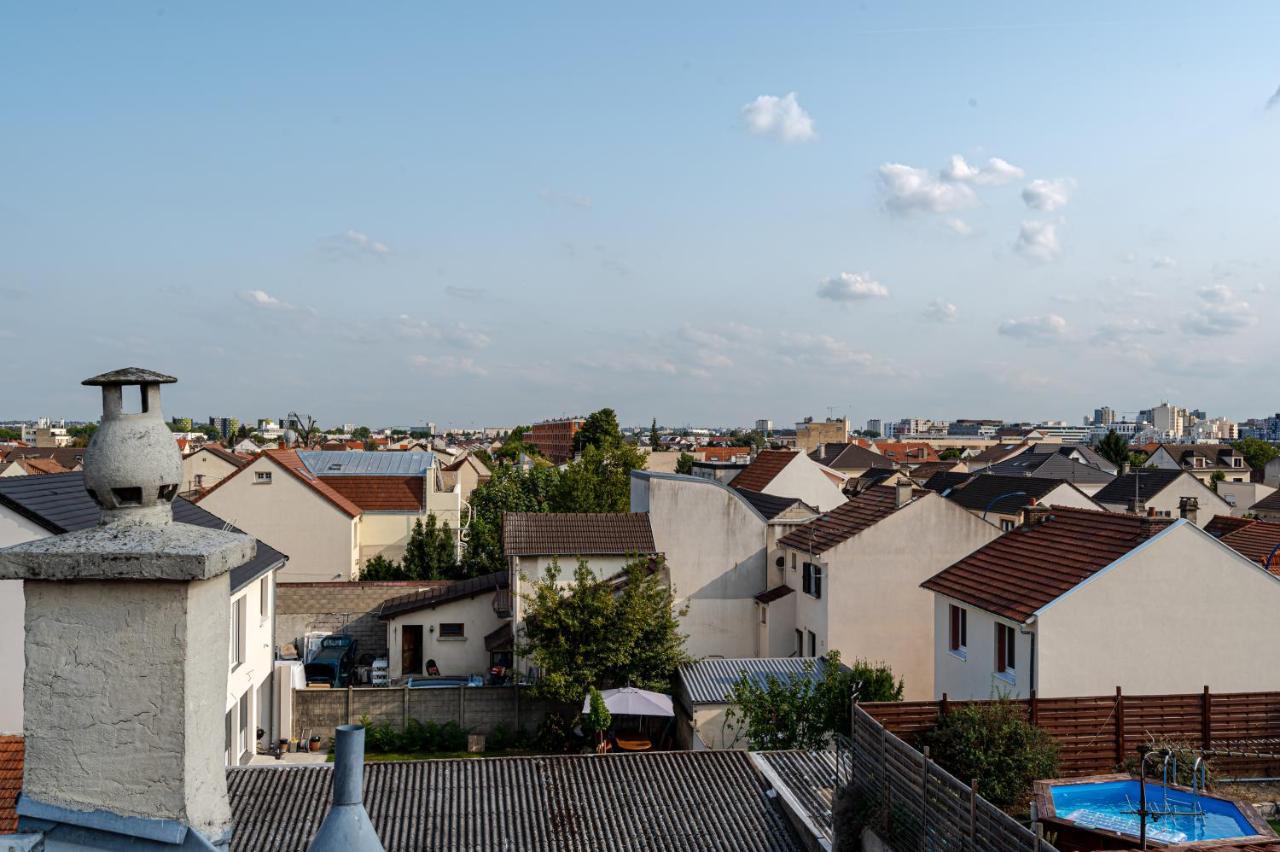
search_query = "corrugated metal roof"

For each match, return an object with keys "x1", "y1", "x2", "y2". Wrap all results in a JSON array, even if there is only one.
[
  {"x1": 226, "y1": 751, "x2": 803, "y2": 851},
  {"x1": 678, "y1": 658, "x2": 830, "y2": 706},
  {"x1": 753, "y1": 751, "x2": 848, "y2": 846},
  {"x1": 0, "y1": 471, "x2": 286, "y2": 592},
  {"x1": 298, "y1": 451, "x2": 434, "y2": 477}
]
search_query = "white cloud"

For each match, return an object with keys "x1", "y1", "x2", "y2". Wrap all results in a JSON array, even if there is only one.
[
  {"x1": 922, "y1": 299, "x2": 958, "y2": 323},
  {"x1": 998, "y1": 313, "x2": 1067, "y2": 342},
  {"x1": 238, "y1": 289, "x2": 293, "y2": 310},
  {"x1": 321, "y1": 229, "x2": 391, "y2": 260},
  {"x1": 676, "y1": 322, "x2": 901, "y2": 376},
  {"x1": 396, "y1": 315, "x2": 491, "y2": 349},
  {"x1": 946, "y1": 218, "x2": 973, "y2": 236},
  {"x1": 409, "y1": 354, "x2": 487, "y2": 376},
  {"x1": 1181, "y1": 284, "x2": 1257, "y2": 336},
  {"x1": 941, "y1": 155, "x2": 1024, "y2": 186},
  {"x1": 816, "y1": 272, "x2": 889, "y2": 303},
  {"x1": 1092, "y1": 318, "x2": 1164, "y2": 346},
  {"x1": 879, "y1": 163, "x2": 977, "y2": 214},
  {"x1": 1152, "y1": 255, "x2": 1177, "y2": 270},
  {"x1": 1014, "y1": 220, "x2": 1061, "y2": 262},
  {"x1": 741, "y1": 92, "x2": 815, "y2": 143},
  {"x1": 1021, "y1": 178, "x2": 1075, "y2": 211}
]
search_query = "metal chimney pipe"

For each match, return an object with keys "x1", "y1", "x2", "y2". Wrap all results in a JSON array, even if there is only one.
[{"x1": 308, "y1": 724, "x2": 384, "y2": 852}]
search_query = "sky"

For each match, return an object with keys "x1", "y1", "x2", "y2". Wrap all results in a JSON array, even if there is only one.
[{"x1": 3, "y1": 3, "x2": 1279, "y2": 430}]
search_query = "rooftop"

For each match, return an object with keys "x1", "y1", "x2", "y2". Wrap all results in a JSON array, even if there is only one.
[
  {"x1": 678, "y1": 657, "x2": 834, "y2": 705},
  {"x1": 808, "y1": 443, "x2": 892, "y2": 471},
  {"x1": 732, "y1": 488, "x2": 817, "y2": 521},
  {"x1": 297, "y1": 450, "x2": 434, "y2": 477},
  {"x1": 321, "y1": 475, "x2": 425, "y2": 512},
  {"x1": 1093, "y1": 468, "x2": 1186, "y2": 504},
  {"x1": 377, "y1": 571, "x2": 509, "y2": 619},
  {"x1": 986, "y1": 446, "x2": 1116, "y2": 484},
  {"x1": 501, "y1": 512, "x2": 656, "y2": 557},
  {"x1": 730, "y1": 449, "x2": 797, "y2": 492},
  {"x1": 776, "y1": 484, "x2": 924, "y2": 555},
  {"x1": 225, "y1": 751, "x2": 804, "y2": 851},
  {"x1": 922, "y1": 506, "x2": 1174, "y2": 621},
  {"x1": 926, "y1": 472, "x2": 1083, "y2": 512},
  {"x1": 0, "y1": 735, "x2": 20, "y2": 834},
  {"x1": 1207, "y1": 515, "x2": 1280, "y2": 573}
]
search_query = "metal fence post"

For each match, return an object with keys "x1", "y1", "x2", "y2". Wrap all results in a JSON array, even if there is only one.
[
  {"x1": 346, "y1": 684, "x2": 354, "y2": 725},
  {"x1": 1202, "y1": 684, "x2": 1212, "y2": 751},
  {"x1": 1114, "y1": 685, "x2": 1125, "y2": 767}
]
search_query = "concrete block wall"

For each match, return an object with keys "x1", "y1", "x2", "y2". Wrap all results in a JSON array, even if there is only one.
[
  {"x1": 275, "y1": 580, "x2": 447, "y2": 660},
  {"x1": 294, "y1": 685, "x2": 562, "y2": 743}
]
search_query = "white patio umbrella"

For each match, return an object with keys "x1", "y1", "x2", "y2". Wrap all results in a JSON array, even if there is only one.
[{"x1": 582, "y1": 686, "x2": 674, "y2": 717}]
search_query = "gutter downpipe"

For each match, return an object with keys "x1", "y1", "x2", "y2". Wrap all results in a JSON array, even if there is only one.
[{"x1": 1019, "y1": 615, "x2": 1038, "y2": 697}]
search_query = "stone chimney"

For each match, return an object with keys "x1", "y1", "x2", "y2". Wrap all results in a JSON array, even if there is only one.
[
  {"x1": 895, "y1": 478, "x2": 913, "y2": 508},
  {"x1": 1022, "y1": 501, "x2": 1051, "y2": 528},
  {"x1": 0, "y1": 369, "x2": 254, "y2": 849},
  {"x1": 1179, "y1": 496, "x2": 1199, "y2": 525}
]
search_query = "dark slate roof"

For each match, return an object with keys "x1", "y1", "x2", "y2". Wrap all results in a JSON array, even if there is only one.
[
  {"x1": 921, "y1": 471, "x2": 972, "y2": 494},
  {"x1": 733, "y1": 488, "x2": 816, "y2": 521},
  {"x1": 678, "y1": 657, "x2": 833, "y2": 705},
  {"x1": 1155, "y1": 443, "x2": 1250, "y2": 471},
  {"x1": 225, "y1": 751, "x2": 803, "y2": 851},
  {"x1": 0, "y1": 471, "x2": 286, "y2": 592},
  {"x1": 929, "y1": 472, "x2": 1074, "y2": 512},
  {"x1": 776, "y1": 485, "x2": 923, "y2": 555},
  {"x1": 807, "y1": 443, "x2": 892, "y2": 471},
  {"x1": 0, "y1": 447, "x2": 88, "y2": 470},
  {"x1": 1252, "y1": 490, "x2": 1280, "y2": 514},
  {"x1": 501, "y1": 512, "x2": 656, "y2": 556},
  {"x1": 1093, "y1": 469, "x2": 1186, "y2": 505},
  {"x1": 377, "y1": 571, "x2": 508, "y2": 619},
  {"x1": 986, "y1": 446, "x2": 1116, "y2": 485},
  {"x1": 922, "y1": 507, "x2": 1174, "y2": 621}
]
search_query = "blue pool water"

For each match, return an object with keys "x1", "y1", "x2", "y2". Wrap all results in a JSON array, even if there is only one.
[
  {"x1": 406, "y1": 675, "x2": 484, "y2": 688},
  {"x1": 1049, "y1": 781, "x2": 1257, "y2": 844}
]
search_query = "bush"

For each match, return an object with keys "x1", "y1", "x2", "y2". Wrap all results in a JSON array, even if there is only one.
[
  {"x1": 487, "y1": 723, "x2": 529, "y2": 752},
  {"x1": 534, "y1": 712, "x2": 581, "y2": 753},
  {"x1": 923, "y1": 699, "x2": 1059, "y2": 809},
  {"x1": 437, "y1": 721, "x2": 468, "y2": 753}
]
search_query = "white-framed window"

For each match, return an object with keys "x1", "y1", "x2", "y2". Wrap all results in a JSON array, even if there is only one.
[
  {"x1": 231, "y1": 597, "x2": 246, "y2": 669},
  {"x1": 439, "y1": 622, "x2": 465, "y2": 639},
  {"x1": 801, "y1": 562, "x2": 822, "y2": 599},
  {"x1": 258, "y1": 575, "x2": 270, "y2": 622},
  {"x1": 995, "y1": 623, "x2": 1016, "y2": 678},
  {"x1": 948, "y1": 605, "x2": 967, "y2": 658},
  {"x1": 1001, "y1": 519, "x2": 1015, "y2": 532},
  {"x1": 254, "y1": 471, "x2": 272, "y2": 484}
]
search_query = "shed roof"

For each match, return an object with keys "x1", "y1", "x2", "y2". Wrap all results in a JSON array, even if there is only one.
[
  {"x1": 501, "y1": 512, "x2": 656, "y2": 557},
  {"x1": 0, "y1": 471, "x2": 286, "y2": 592},
  {"x1": 922, "y1": 507, "x2": 1174, "y2": 621},
  {"x1": 776, "y1": 484, "x2": 923, "y2": 555},
  {"x1": 225, "y1": 751, "x2": 803, "y2": 851},
  {"x1": 678, "y1": 657, "x2": 833, "y2": 705}
]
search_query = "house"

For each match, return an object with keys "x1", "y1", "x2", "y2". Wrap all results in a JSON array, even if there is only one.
[
  {"x1": 180, "y1": 444, "x2": 248, "y2": 495},
  {"x1": 1092, "y1": 469, "x2": 1229, "y2": 526},
  {"x1": 983, "y1": 445, "x2": 1117, "y2": 495},
  {"x1": 438, "y1": 452, "x2": 491, "y2": 503},
  {"x1": 923, "y1": 506, "x2": 1280, "y2": 699},
  {"x1": 675, "y1": 657, "x2": 836, "y2": 749},
  {"x1": 197, "y1": 448, "x2": 463, "y2": 582},
  {"x1": 906, "y1": 461, "x2": 968, "y2": 483},
  {"x1": 632, "y1": 471, "x2": 810, "y2": 658},
  {"x1": 873, "y1": 441, "x2": 941, "y2": 467},
  {"x1": 1251, "y1": 490, "x2": 1280, "y2": 522},
  {"x1": 0, "y1": 446, "x2": 86, "y2": 471},
  {"x1": 1146, "y1": 443, "x2": 1251, "y2": 485},
  {"x1": 0, "y1": 470, "x2": 287, "y2": 766},
  {"x1": 730, "y1": 449, "x2": 847, "y2": 511},
  {"x1": 768, "y1": 481, "x2": 1003, "y2": 699},
  {"x1": 964, "y1": 442, "x2": 1030, "y2": 471},
  {"x1": 808, "y1": 442, "x2": 895, "y2": 478},
  {"x1": 924, "y1": 472, "x2": 1100, "y2": 531},
  {"x1": 0, "y1": 463, "x2": 23, "y2": 479},
  {"x1": 1206, "y1": 515, "x2": 1280, "y2": 572},
  {"x1": 1217, "y1": 480, "x2": 1276, "y2": 516},
  {"x1": 378, "y1": 572, "x2": 511, "y2": 680}
]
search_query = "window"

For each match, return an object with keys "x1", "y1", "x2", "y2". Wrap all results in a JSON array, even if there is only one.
[
  {"x1": 807, "y1": 630, "x2": 817, "y2": 658},
  {"x1": 795, "y1": 629, "x2": 803, "y2": 656},
  {"x1": 238, "y1": 693, "x2": 250, "y2": 763},
  {"x1": 230, "y1": 597, "x2": 245, "y2": 669},
  {"x1": 1000, "y1": 519, "x2": 1015, "y2": 532},
  {"x1": 225, "y1": 708, "x2": 234, "y2": 766},
  {"x1": 258, "y1": 575, "x2": 270, "y2": 622},
  {"x1": 801, "y1": 562, "x2": 822, "y2": 599},
  {"x1": 439, "y1": 623, "x2": 465, "y2": 639},
  {"x1": 760, "y1": 605, "x2": 767, "y2": 625},
  {"x1": 995, "y1": 623, "x2": 1016, "y2": 676},
  {"x1": 948, "y1": 605, "x2": 967, "y2": 656},
  {"x1": 790, "y1": 553, "x2": 796, "y2": 571},
  {"x1": 254, "y1": 471, "x2": 272, "y2": 484}
]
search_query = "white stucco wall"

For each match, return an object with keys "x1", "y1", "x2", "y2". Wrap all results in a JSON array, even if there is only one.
[
  {"x1": 225, "y1": 571, "x2": 275, "y2": 764},
  {"x1": 932, "y1": 594, "x2": 1033, "y2": 700},
  {"x1": 1036, "y1": 523, "x2": 1280, "y2": 696},
  {"x1": 1217, "y1": 481, "x2": 1276, "y2": 517},
  {"x1": 1097, "y1": 473, "x2": 1229, "y2": 526},
  {"x1": 199, "y1": 456, "x2": 358, "y2": 582},
  {"x1": 385, "y1": 592, "x2": 505, "y2": 679},
  {"x1": 181, "y1": 450, "x2": 240, "y2": 494},
  {"x1": 0, "y1": 507, "x2": 46, "y2": 733},
  {"x1": 632, "y1": 472, "x2": 768, "y2": 658},
  {"x1": 764, "y1": 454, "x2": 847, "y2": 511},
  {"x1": 688, "y1": 704, "x2": 746, "y2": 750}
]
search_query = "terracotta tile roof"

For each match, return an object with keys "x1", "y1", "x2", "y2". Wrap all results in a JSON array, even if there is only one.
[
  {"x1": 0, "y1": 735, "x2": 21, "y2": 833},
  {"x1": 777, "y1": 484, "x2": 924, "y2": 555},
  {"x1": 378, "y1": 571, "x2": 509, "y2": 619},
  {"x1": 700, "y1": 446, "x2": 753, "y2": 462},
  {"x1": 322, "y1": 475, "x2": 425, "y2": 512},
  {"x1": 922, "y1": 507, "x2": 1174, "y2": 621},
  {"x1": 17, "y1": 457, "x2": 68, "y2": 476},
  {"x1": 196, "y1": 449, "x2": 362, "y2": 518},
  {"x1": 873, "y1": 442, "x2": 940, "y2": 464},
  {"x1": 1208, "y1": 516, "x2": 1280, "y2": 572},
  {"x1": 731, "y1": 450, "x2": 797, "y2": 492},
  {"x1": 198, "y1": 444, "x2": 249, "y2": 468},
  {"x1": 501, "y1": 512, "x2": 656, "y2": 557}
]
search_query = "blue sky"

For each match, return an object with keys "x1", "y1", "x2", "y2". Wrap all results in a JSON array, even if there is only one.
[{"x1": 3, "y1": 3, "x2": 1278, "y2": 429}]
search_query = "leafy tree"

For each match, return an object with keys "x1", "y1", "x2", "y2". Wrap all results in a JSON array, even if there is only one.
[
  {"x1": 518, "y1": 556, "x2": 690, "y2": 704},
  {"x1": 430, "y1": 519, "x2": 459, "y2": 579},
  {"x1": 1234, "y1": 437, "x2": 1279, "y2": 473},
  {"x1": 552, "y1": 442, "x2": 645, "y2": 513},
  {"x1": 574, "y1": 407, "x2": 623, "y2": 453},
  {"x1": 461, "y1": 464, "x2": 560, "y2": 576},
  {"x1": 938, "y1": 447, "x2": 965, "y2": 461},
  {"x1": 732, "y1": 431, "x2": 767, "y2": 450},
  {"x1": 0, "y1": 428, "x2": 21, "y2": 441},
  {"x1": 923, "y1": 699, "x2": 1059, "y2": 809},
  {"x1": 584, "y1": 686, "x2": 612, "y2": 747},
  {"x1": 68, "y1": 423, "x2": 98, "y2": 447},
  {"x1": 401, "y1": 518, "x2": 432, "y2": 578},
  {"x1": 649, "y1": 418, "x2": 661, "y2": 450},
  {"x1": 1095, "y1": 429, "x2": 1131, "y2": 470},
  {"x1": 675, "y1": 452, "x2": 695, "y2": 475},
  {"x1": 197, "y1": 423, "x2": 222, "y2": 442},
  {"x1": 400, "y1": 515, "x2": 458, "y2": 579},
  {"x1": 1128, "y1": 450, "x2": 1150, "y2": 469},
  {"x1": 234, "y1": 423, "x2": 253, "y2": 442},
  {"x1": 360, "y1": 554, "x2": 403, "y2": 580},
  {"x1": 351, "y1": 425, "x2": 372, "y2": 441},
  {"x1": 364, "y1": 440, "x2": 380, "y2": 452},
  {"x1": 493, "y1": 425, "x2": 539, "y2": 465},
  {"x1": 725, "y1": 652, "x2": 902, "y2": 750}
]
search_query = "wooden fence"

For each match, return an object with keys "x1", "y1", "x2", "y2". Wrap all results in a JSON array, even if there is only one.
[
  {"x1": 849, "y1": 704, "x2": 1060, "y2": 851},
  {"x1": 860, "y1": 687, "x2": 1280, "y2": 777}
]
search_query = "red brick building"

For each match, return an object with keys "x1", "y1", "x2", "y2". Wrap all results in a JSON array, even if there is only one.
[{"x1": 528, "y1": 418, "x2": 584, "y2": 464}]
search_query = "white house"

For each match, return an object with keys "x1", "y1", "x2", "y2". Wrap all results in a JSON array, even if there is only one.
[
  {"x1": 769, "y1": 481, "x2": 1003, "y2": 699},
  {"x1": 728, "y1": 449, "x2": 848, "y2": 512},
  {"x1": 1092, "y1": 469, "x2": 1229, "y2": 526},
  {"x1": 378, "y1": 572, "x2": 511, "y2": 680},
  {"x1": 0, "y1": 471, "x2": 286, "y2": 764},
  {"x1": 1146, "y1": 443, "x2": 1251, "y2": 486},
  {"x1": 923, "y1": 506, "x2": 1280, "y2": 699},
  {"x1": 180, "y1": 444, "x2": 248, "y2": 495}
]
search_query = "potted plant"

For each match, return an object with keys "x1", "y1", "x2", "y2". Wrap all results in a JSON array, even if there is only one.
[
  {"x1": 584, "y1": 687, "x2": 612, "y2": 753},
  {"x1": 309, "y1": 735, "x2": 323, "y2": 753}
]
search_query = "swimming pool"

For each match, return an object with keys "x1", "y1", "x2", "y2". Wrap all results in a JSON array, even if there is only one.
[
  {"x1": 406, "y1": 675, "x2": 484, "y2": 689},
  {"x1": 1035, "y1": 775, "x2": 1271, "y2": 846}
]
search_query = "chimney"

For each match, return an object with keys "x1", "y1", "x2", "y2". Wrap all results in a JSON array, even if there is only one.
[
  {"x1": 895, "y1": 478, "x2": 913, "y2": 508},
  {"x1": 308, "y1": 725, "x2": 384, "y2": 852},
  {"x1": 1130, "y1": 496, "x2": 1146, "y2": 516},
  {"x1": 1179, "y1": 496, "x2": 1199, "y2": 525},
  {"x1": 1022, "y1": 501, "x2": 1050, "y2": 528},
  {"x1": 0, "y1": 369, "x2": 255, "y2": 848}
]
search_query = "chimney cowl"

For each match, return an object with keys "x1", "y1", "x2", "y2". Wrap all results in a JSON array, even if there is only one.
[{"x1": 308, "y1": 725, "x2": 385, "y2": 852}]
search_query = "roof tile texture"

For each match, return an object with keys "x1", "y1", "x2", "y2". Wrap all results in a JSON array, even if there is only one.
[
  {"x1": 777, "y1": 484, "x2": 922, "y2": 554},
  {"x1": 321, "y1": 475, "x2": 424, "y2": 512},
  {"x1": 0, "y1": 735, "x2": 21, "y2": 833},
  {"x1": 502, "y1": 512, "x2": 656, "y2": 556},
  {"x1": 730, "y1": 449, "x2": 797, "y2": 492}
]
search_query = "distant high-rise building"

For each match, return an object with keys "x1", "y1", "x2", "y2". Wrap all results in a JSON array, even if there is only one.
[
  {"x1": 866, "y1": 418, "x2": 882, "y2": 436},
  {"x1": 528, "y1": 418, "x2": 584, "y2": 463},
  {"x1": 754, "y1": 419, "x2": 772, "y2": 436},
  {"x1": 1093, "y1": 406, "x2": 1115, "y2": 426},
  {"x1": 208, "y1": 416, "x2": 239, "y2": 440}
]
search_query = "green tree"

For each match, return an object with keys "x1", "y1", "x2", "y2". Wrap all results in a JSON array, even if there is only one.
[
  {"x1": 493, "y1": 425, "x2": 539, "y2": 465},
  {"x1": 67, "y1": 423, "x2": 98, "y2": 447},
  {"x1": 923, "y1": 699, "x2": 1059, "y2": 809},
  {"x1": 402, "y1": 518, "x2": 432, "y2": 579},
  {"x1": 360, "y1": 554, "x2": 405, "y2": 580},
  {"x1": 574, "y1": 408, "x2": 623, "y2": 453},
  {"x1": 584, "y1": 686, "x2": 613, "y2": 747},
  {"x1": 725, "y1": 651, "x2": 902, "y2": 750},
  {"x1": 649, "y1": 418, "x2": 661, "y2": 451},
  {"x1": 552, "y1": 442, "x2": 646, "y2": 513},
  {"x1": 732, "y1": 431, "x2": 767, "y2": 450},
  {"x1": 675, "y1": 452, "x2": 695, "y2": 474},
  {"x1": 430, "y1": 519, "x2": 459, "y2": 579},
  {"x1": 0, "y1": 428, "x2": 20, "y2": 441},
  {"x1": 1095, "y1": 429, "x2": 1131, "y2": 470},
  {"x1": 518, "y1": 556, "x2": 690, "y2": 704},
  {"x1": 351, "y1": 426, "x2": 372, "y2": 441},
  {"x1": 461, "y1": 464, "x2": 561, "y2": 576},
  {"x1": 1234, "y1": 437, "x2": 1279, "y2": 473},
  {"x1": 1129, "y1": 449, "x2": 1150, "y2": 469},
  {"x1": 938, "y1": 447, "x2": 965, "y2": 461}
]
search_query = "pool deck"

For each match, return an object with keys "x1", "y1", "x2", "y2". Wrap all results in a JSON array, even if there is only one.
[{"x1": 1034, "y1": 773, "x2": 1277, "y2": 849}]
